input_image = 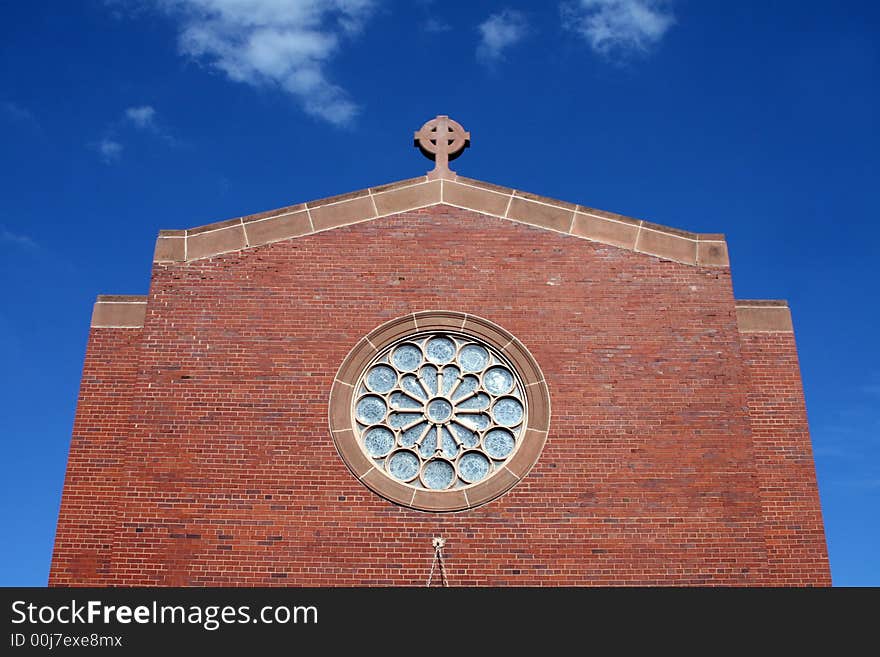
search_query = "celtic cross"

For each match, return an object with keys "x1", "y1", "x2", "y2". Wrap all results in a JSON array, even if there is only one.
[{"x1": 414, "y1": 115, "x2": 471, "y2": 180}]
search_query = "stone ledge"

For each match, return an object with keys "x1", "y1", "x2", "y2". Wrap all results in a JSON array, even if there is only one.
[
  {"x1": 154, "y1": 174, "x2": 730, "y2": 268},
  {"x1": 91, "y1": 296, "x2": 147, "y2": 328},
  {"x1": 735, "y1": 300, "x2": 793, "y2": 333}
]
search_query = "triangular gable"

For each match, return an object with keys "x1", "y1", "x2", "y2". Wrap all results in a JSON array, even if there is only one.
[{"x1": 153, "y1": 175, "x2": 729, "y2": 268}]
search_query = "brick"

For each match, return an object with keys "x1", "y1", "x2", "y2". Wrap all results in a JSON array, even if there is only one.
[{"x1": 51, "y1": 204, "x2": 829, "y2": 587}]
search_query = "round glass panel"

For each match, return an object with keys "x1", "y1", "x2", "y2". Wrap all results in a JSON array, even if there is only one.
[
  {"x1": 492, "y1": 397, "x2": 524, "y2": 427},
  {"x1": 427, "y1": 398, "x2": 453, "y2": 422},
  {"x1": 422, "y1": 459, "x2": 455, "y2": 490},
  {"x1": 391, "y1": 344, "x2": 422, "y2": 371},
  {"x1": 483, "y1": 428, "x2": 516, "y2": 459},
  {"x1": 388, "y1": 450, "x2": 420, "y2": 481},
  {"x1": 352, "y1": 331, "x2": 529, "y2": 492},
  {"x1": 425, "y1": 337, "x2": 456, "y2": 364},
  {"x1": 365, "y1": 365, "x2": 397, "y2": 393},
  {"x1": 458, "y1": 451, "x2": 491, "y2": 483},
  {"x1": 459, "y1": 344, "x2": 490, "y2": 372},
  {"x1": 484, "y1": 366, "x2": 515, "y2": 396},
  {"x1": 363, "y1": 426, "x2": 395, "y2": 457},
  {"x1": 355, "y1": 395, "x2": 386, "y2": 424}
]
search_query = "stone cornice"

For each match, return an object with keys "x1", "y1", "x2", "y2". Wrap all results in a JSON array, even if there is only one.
[
  {"x1": 153, "y1": 176, "x2": 729, "y2": 268},
  {"x1": 735, "y1": 300, "x2": 794, "y2": 333},
  {"x1": 91, "y1": 295, "x2": 147, "y2": 328}
]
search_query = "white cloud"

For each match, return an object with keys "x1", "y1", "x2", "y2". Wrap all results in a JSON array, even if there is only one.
[
  {"x1": 562, "y1": 0, "x2": 675, "y2": 59},
  {"x1": 124, "y1": 105, "x2": 176, "y2": 144},
  {"x1": 91, "y1": 105, "x2": 175, "y2": 162},
  {"x1": 0, "y1": 101, "x2": 37, "y2": 124},
  {"x1": 0, "y1": 226, "x2": 38, "y2": 250},
  {"x1": 130, "y1": 0, "x2": 376, "y2": 126},
  {"x1": 424, "y1": 18, "x2": 451, "y2": 34},
  {"x1": 96, "y1": 138, "x2": 124, "y2": 163},
  {"x1": 416, "y1": 0, "x2": 450, "y2": 34},
  {"x1": 125, "y1": 105, "x2": 157, "y2": 129},
  {"x1": 477, "y1": 9, "x2": 528, "y2": 65}
]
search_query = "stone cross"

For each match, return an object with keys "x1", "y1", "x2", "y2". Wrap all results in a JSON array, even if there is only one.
[{"x1": 414, "y1": 115, "x2": 470, "y2": 180}]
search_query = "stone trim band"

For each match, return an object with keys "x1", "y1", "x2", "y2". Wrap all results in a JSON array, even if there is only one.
[
  {"x1": 154, "y1": 176, "x2": 729, "y2": 268},
  {"x1": 88, "y1": 295, "x2": 793, "y2": 335},
  {"x1": 735, "y1": 300, "x2": 793, "y2": 333},
  {"x1": 90, "y1": 295, "x2": 147, "y2": 328}
]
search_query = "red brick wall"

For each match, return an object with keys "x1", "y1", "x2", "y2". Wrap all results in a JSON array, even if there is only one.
[
  {"x1": 50, "y1": 205, "x2": 829, "y2": 585},
  {"x1": 741, "y1": 332, "x2": 831, "y2": 585},
  {"x1": 49, "y1": 328, "x2": 141, "y2": 585}
]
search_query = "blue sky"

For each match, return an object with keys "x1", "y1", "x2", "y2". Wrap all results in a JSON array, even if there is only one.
[{"x1": 1, "y1": 1, "x2": 877, "y2": 586}]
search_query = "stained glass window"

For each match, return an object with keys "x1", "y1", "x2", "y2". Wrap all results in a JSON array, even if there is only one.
[{"x1": 352, "y1": 332, "x2": 528, "y2": 491}]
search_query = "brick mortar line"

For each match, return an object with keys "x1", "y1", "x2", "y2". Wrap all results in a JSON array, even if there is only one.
[
  {"x1": 239, "y1": 218, "x2": 249, "y2": 247},
  {"x1": 738, "y1": 329, "x2": 794, "y2": 333},
  {"x1": 368, "y1": 179, "x2": 429, "y2": 195},
  {"x1": 502, "y1": 190, "x2": 514, "y2": 218},
  {"x1": 639, "y1": 223, "x2": 703, "y2": 243},
  {"x1": 230, "y1": 208, "x2": 311, "y2": 230},
  {"x1": 183, "y1": 222, "x2": 246, "y2": 238},
  {"x1": 509, "y1": 192, "x2": 577, "y2": 215},
  {"x1": 735, "y1": 305, "x2": 790, "y2": 309}
]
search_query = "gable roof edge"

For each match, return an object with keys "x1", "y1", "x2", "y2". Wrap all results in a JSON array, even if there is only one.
[{"x1": 153, "y1": 175, "x2": 729, "y2": 268}]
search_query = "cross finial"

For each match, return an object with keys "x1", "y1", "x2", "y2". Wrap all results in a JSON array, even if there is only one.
[{"x1": 414, "y1": 115, "x2": 470, "y2": 180}]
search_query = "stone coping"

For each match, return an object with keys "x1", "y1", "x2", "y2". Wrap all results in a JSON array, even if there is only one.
[
  {"x1": 91, "y1": 295, "x2": 148, "y2": 328},
  {"x1": 735, "y1": 300, "x2": 793, "y2": 333},
  {"x1": 90, "y1": 294, "x2": 796, "y2": 334},
  {"x1": 153, "y1": 175, "x2": 730, "y2": 268}
]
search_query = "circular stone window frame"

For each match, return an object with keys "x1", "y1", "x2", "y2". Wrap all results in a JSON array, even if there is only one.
[{"x1": 329, "y1": 311, "x2": 550, "y2": 512}]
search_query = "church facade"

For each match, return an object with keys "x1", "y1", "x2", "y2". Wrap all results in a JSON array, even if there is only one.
[{"x1": 50, "y1": 117, "x2": 831, "y2": 586}]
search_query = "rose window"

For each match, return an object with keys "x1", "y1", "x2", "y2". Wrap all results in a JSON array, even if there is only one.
[
  {"x1": 354, "y1": 333, "x2": 526, "y2": 490},
  {"x1": 330, "y1": 311, "x2": 550, "y2": 512}
]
